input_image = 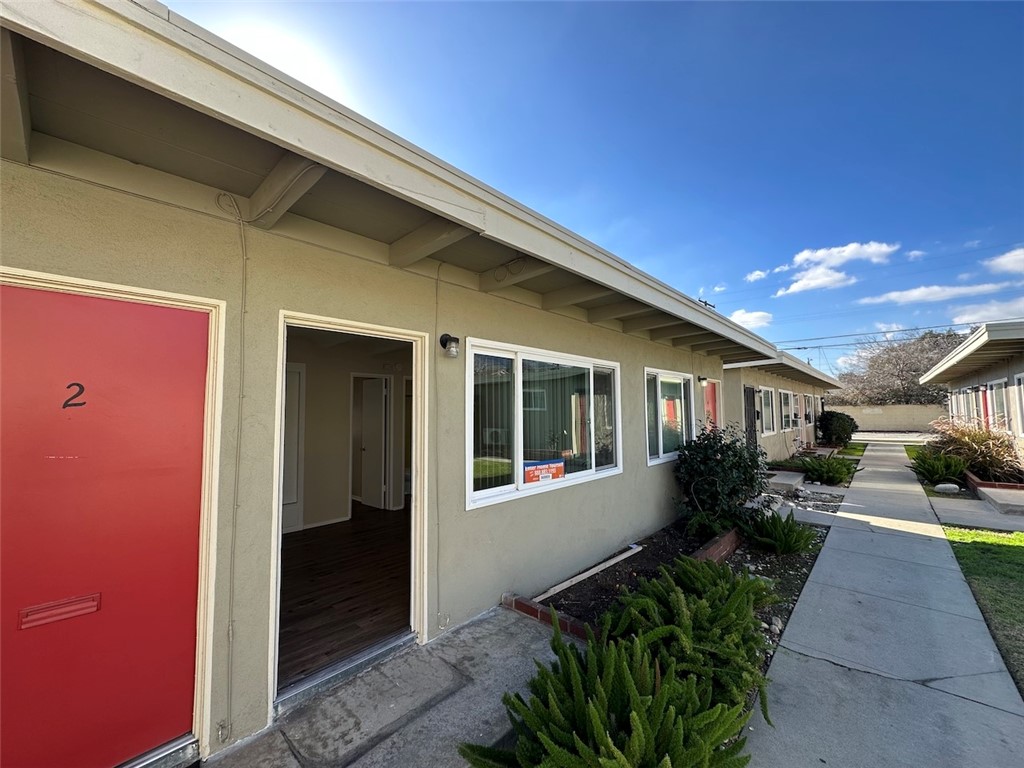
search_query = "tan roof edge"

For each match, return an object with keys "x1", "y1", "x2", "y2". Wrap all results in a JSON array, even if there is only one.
[
  {"x1": 724, "y1": 352, "x2": 841, "y2": 389},
  {"x1": 919, "y1": 320, "x2": 1024, "y2": 384},
  {"x1": 1, "y1": 0, "x2": 776, "y2": 358}
]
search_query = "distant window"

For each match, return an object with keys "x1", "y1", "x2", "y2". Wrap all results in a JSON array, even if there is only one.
[
  {"x1": 761, "y1": 387, "x2": 776, "y2": 435},
  {"x1": 987, "y1": 380, "x2": 1008, "y2": 431},
  {"x1": 780, "y1": 390, "x2": 793, "y2": 431}
]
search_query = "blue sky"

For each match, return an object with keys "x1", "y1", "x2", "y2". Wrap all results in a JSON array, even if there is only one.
[{"x1": 167, "y1": 1, "x2": 1024, "y2": 372}]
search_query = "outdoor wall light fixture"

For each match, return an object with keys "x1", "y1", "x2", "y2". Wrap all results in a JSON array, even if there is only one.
[
  {"x1": 439, "y1": 333, "x2": 461, "y2": 359},
  {"x1": 698, "y1": 376, "x2": 709, "y2": 387}
]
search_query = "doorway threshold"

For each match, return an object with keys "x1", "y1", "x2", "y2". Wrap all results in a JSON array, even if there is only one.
[
  {"x1": 274, "y1": 631, "x2": 415, "y2": 717},
  {"x1": 117, "y1": 734, "x2": 198, "y2": 768}
]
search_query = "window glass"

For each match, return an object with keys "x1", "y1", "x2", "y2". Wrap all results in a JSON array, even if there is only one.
[
  {"x1": 646, "y1": 373, "x2": 659, "y2": 458},
  {"x1": 594, "y1": 367, "x2": 617, "y2": 469},
  {"x1": 780, "y1": 391, "x2": 792, "y2": 431},
  {"x1": 761, "y1": 388, "x2": 776, "y2": 434},
  {"x1": 522, "y1": 359, "x2": 592, "y2": 478},
  {"x1": 991, "y1": 382, "x2": 1007, "y2": 430},
  {"x1": 472, "y1": 354, "x2": 514, "y2": 492},
  {"x1": 661, "y1": 378, "x2": 684, "y2": 454}
]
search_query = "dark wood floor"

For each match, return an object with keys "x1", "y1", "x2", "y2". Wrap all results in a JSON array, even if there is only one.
[{"x1": 277, "y1": 501, "x2": 411, "y2": 690}]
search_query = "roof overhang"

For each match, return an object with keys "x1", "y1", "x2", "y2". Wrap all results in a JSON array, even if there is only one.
[
  {"x1": 919, "y1": 321, "x2": 1024, "y2": 385},
  {"x1": 0, "y1": 0, "x2": 779, "y2": 362},
  {"x1": 724, "y1": 352, "x2": 842, "y2": 389}
]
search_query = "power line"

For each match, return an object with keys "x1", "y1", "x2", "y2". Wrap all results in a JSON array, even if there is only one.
[
  {"x1": 774, "y1": 321, "x2": 980, "y2": 344},
  {"x1": 777, "y1": 315, "x2": 1024, "y2": 349}
]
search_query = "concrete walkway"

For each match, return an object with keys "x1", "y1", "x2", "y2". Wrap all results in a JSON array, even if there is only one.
[{"x1": 749, "y1": 443, "x2": 1024, "y2": 766}]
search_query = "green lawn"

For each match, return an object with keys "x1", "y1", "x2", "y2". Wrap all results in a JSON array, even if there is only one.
[
  {"x1": 904, "y1": 444, "x2": 923, "y2": 460},
  {"x1": 944, "y1": 526, "x2": 1024, "y2": 696},
  {"x1": 473, "y1": 457, "x2": 512, "y2": 481},
  {"x1": 837, "y1": 442, "x2": 867, "y2": 457}
]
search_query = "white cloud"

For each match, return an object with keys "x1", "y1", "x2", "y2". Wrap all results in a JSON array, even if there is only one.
[
  {"x1": 774, "y1": 265, "x2": 857, "y2": 297},
  {"x1": 836, "y1": 348, "x2": 872, "y2": 371},
  {"x1": 858, "y1": 282, "x2": 1011, "y2": 305},
  {"x1": 906, "y1": 250, "x2": 926, "y2": 260},
  {"x1": 712, "y1": 283, "x2": 727, "y2": 293},
  {"x1": 957, "y1": 272, "x2": 975, "y2": 281},
  {"x1": 964, "y1": 240, "x2": 982, "y2": 248},
  {"x1": 772, "y1": 264, "x2": 791, "y2": 273},
  {"x1": 983, "y1": 248, "x2": 1024, "y2": 275},
  {"x1": 792, "y1": 241, "x2": 900, "y2": 269},
  {"x1": 729, "y1": 309, "x2": 773, "y2": 329},
  {"x1": 744, "y1": 270, "x2": 769, "y2": 282},
  {"x1": 875, "y1": 322, "x2": 904, "y2": 332},
  {"x1": 951, "y1": 296, "x2": 1024, "y2": 324},
  {"x1": 774, "y1": 241, "x2": 898, "y2": 297}
]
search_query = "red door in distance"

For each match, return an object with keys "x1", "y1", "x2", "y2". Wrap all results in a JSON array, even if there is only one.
[{"x1": 1, "y1": 285, "x2": 209, "y2": 768}]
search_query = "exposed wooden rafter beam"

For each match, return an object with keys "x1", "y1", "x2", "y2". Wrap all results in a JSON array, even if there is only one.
[
  {"x1": 248, "y1": 152, "x2": 327, "y2": 229},
  {"x1": 672, "y1": 332, "x2": 721, "y2": 347},
  {"x1": 478, "y1": 256, "x2": 557, "y2": 292},
  {"x1": 649, "y1": 323, "x2": 705, "y2": 341},
  {"x1": 587, "y1": 300, "x2": 650, "y2": 323},
  {"x1": 621, "y1": 313, "x2": 681, "y2": 334},
  {"x1": 390, "y1": 217, "x2": 473, "y2": 268},
  {"x1": 541, "y1": 283, "x2": 615, "y2": 310},
  {"x1": 1, "y1": 30, "x2": 31, "y2": 163}
]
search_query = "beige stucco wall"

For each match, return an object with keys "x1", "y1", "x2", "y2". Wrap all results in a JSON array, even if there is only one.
[
  {"x1": 722, "y1": 368, "x2": 829, "y2": 462},
  {"x1": 944, "y1": 352, "x2": 1024, "y2": 456},
  {"x1": 829, "y1": 404, "x2": 947, "y2": 432},
  {"x1": 1, "y1": 159, "x2": 728, "y2": 753}
]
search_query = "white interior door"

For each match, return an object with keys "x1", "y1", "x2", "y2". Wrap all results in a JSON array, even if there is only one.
[
  {"x1": 282, "y1": 363, "x2": 305, "y2": 533},
  {"x1": 360, "y1": 377, "x2": 387, "y2": 509}
]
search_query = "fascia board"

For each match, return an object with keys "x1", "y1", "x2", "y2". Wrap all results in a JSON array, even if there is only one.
[
  {"x1": 919, "y1": 321, "x2": 1024, "y2": 385},
  {"x1": 0, "y1": 0, "x2": 777, "y2": 359}
]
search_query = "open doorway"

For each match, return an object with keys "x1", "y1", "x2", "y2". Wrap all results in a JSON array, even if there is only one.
[{"x1": 276, "y1": 325, "x2": 414, "y2": 693}]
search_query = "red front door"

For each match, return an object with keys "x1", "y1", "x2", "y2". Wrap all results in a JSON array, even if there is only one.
[{"x1": 1, "y1": 285, "x2": 209, "y2": 768}]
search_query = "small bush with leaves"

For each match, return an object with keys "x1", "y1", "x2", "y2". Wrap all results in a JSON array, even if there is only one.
[
  {"x1": 603, "y1": 558, "x2": 771, "y2": 720},
  {"x1": 742, "y1": 510, "x2": 818, "y2": 555},
  {"x1": 927, "y1": 418, "x2": 1024, "y2": 483},
  {"x1": 458, "y1": 622, "x2": 751, "y2": 768},
  {"x1": 797, "y1": 453, "x2": 858, "y2": 486},
  {"x1": 817, "y1": 410, "x2": 858, "y2": 447},
  {"x1": 674, "y1": 425, "x2": 771, "y2": 537},
  {"x1": 909, "y1": 447, "x2": 969, "y2": 486}
]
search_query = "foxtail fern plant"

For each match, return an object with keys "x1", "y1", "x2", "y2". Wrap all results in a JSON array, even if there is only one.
[{"x1": 458, "y1": 621, "x2": 751, "y2": 768}]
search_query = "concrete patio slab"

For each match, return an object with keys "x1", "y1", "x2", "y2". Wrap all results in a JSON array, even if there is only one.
[
  {"x1": 821, "y1": 525, "x2": 959, "y2": 569},
  {"x1": 208, "y1": 731, "x2": 300, "y2": 768},
  {"x1": 923, "y1": 669, "x2": 1024, "y2": 717},
  {"x1": 975, "y1": 485, "x2": 1024, "y2": 516},
  {"x1": 781, "y1": 580, "x2": 1003, "y2": 683},
  {"x1": 808, "y1": 545, "x2": 980, "y2": 618},
  {"x1": 747, "y1": 648, "x2": 1024, "y2": 768},
  {"x1": 930, "y1": 495, "x2": 1024, "y2": 532},
  {"x1": 767, "y1": 471, "x2": 803, "y2": 492}
]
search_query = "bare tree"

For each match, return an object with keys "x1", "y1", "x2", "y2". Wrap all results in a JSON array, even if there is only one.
[{"x1": 829, "y1": 330, "x2": 966, "y2": 405}]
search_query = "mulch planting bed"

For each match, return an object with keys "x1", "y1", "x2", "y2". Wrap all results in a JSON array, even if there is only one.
[{"x1": 542, "y1": 489, "x2": 840, "y2": 662}]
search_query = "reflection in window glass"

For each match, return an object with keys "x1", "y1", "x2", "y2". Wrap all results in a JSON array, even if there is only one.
[
  {"x1": 661, "y1": 378, "x2": 683, "y2": 454},
  {"x1": 594, "y1": 367, "x2": 617, "y2": 469},
  {"x1": 472, "y1": 354, "x2": 514, "y2": 491},
  {"x1": 522, "y1": 359, "x2": 592, "y2": 477},
  {"x1": 646, "y1": 374, "x2": 659, "y2": 458}
]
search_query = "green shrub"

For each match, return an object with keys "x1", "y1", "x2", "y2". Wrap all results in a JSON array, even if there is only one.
[
  {"x1": 604, "y1": 559, "x2": 770, "y2": 720},
  {"x1": 674, "y1": 426, "x2": 770, "y2": 537},
  {"x1": 797, "y1": 453, "x2": 858, "y2": 485},
  {"x1": 909, "y1": 447, "x2": 969, "y2": 486},
  {"x1": 928, "y1": 419, "x2": 1024, "y2": 483},
  {"x1": 742, "y1": 510, "x2": 818, "y2": 555},
  {"x1": 458, "y1": 623, "x2": 751, "y2": 768},
  {"x1": 817, "y1": 411, "x2": 858, "y2": 448}
]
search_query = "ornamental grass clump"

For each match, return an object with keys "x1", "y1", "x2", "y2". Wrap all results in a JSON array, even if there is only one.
[
  {"x1": 928, "y1": 419, "x2": 1024, "y2": 484},
  {"x1": 458, "y1": 622, "x2": 751, "y2": 768},
  {"x1": 674, "y1": 426, "x2": 770, "y2": 537},
  {"x1": 909, "y1": 448, "x2": 969, "y2": 486},
  {"x1": 603, "y1": 558, "x2": 771, "y2": 723},
  {"x1": 742, "y1": 510, "x2": 818, "y2": 555}
]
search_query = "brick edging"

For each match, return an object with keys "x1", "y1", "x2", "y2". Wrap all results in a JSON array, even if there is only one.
[{"x1": 503, "y1": 528, "x2": 741, "y2": 639}]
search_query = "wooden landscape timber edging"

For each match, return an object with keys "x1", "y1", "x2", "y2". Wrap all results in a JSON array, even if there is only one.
[{"x1": 503, "y1": 528, "x2": 742, "y2": 639}]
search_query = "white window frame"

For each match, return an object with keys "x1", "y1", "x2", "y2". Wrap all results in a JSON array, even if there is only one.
[
  {"x1": 466, "y1": 338, "x2": 622, "y2": 510},
  {"x1": 780, "y1": 390, "x2": 794, "y2": 432},
  {"x1": 645, "y1": 367, "x2": 696, "y2": 466},
  {"x1": 1014, "y1": 373, "x2": 1024, "y2": 437},
  {"x1": 761, "y1": 387, "x2": 777, "y2": 435},
  {"x1": 987, "y1": 378, "x2": 1009, "y2": 432}
]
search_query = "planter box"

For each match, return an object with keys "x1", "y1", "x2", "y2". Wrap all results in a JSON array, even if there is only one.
[{"x1": 964, "y1": 469, "x2": 1024, "y2": 492}]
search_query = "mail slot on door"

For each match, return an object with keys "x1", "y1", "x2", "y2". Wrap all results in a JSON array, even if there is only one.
[{"x1": 18, "y1": 593, "x2": 101, "y2": 630}]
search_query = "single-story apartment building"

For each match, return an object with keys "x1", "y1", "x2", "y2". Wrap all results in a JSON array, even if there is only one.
[
  {"x1": 920, "y1": 320, "x2": 1024, "y2": 454},
  {"x1": 0, "y1": 3, "x2": 836, "y2": 766},
  {"x1": 722, "y1": 353, "x2": 842, "y2": 462}
]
